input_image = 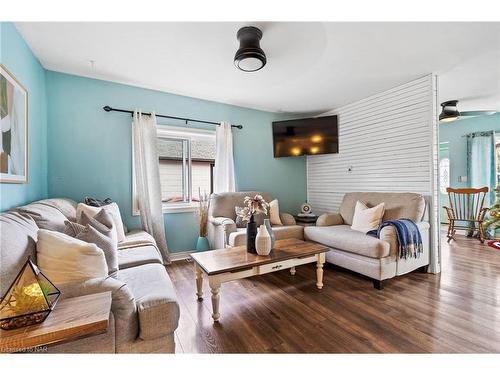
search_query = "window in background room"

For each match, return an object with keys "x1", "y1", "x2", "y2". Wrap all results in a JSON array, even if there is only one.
[
  {"x1": 496, "y1": 136, "x2": 500, "y2": 185},
  {"x1": 133, "y1": 126, "x2": 215, "y2": 213},
  {"x1": 439, "y1": 142, "x2": 450, "y2": 224}
]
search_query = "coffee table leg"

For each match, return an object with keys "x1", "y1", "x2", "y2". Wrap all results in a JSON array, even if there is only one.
[
  {"x1": 194, "y1": 263, "x2": 203, "y2": 301},
  {"x1": 316, "y1": 253, "x2": 325, "y2": 289},
  {"x1": 290, "y1": 266, "x2": 296, "y2": 276},
  {"x1": 209, "y1": 277, "x2": 221, "y2": 322}
]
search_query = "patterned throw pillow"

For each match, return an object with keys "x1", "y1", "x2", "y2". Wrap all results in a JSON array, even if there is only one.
[
  {"x1": 234, "y1": 206, "x2": 247, "y2": 228},
  {"x1": 76, "y1": 202, "x2": 126, "y2": 243},
  {"x1": 84, "y1": 196, "x2": 113, "y2": 207},
  {"x1": 64, "y1": 220, "x2": 85, "y2": 237},
  {"x1": 80, "y1": 209, "x2": 118, "y2": 245}
]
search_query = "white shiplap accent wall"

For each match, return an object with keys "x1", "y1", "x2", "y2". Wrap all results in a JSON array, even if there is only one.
[{"x1": 307, "y1": 74, "x2": 441, "y2": 272}]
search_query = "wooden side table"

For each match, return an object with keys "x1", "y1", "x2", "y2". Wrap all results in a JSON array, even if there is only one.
[
  {"x1": 0, "y1": 292, "x2": 112, "y2": 353},
  {"x1": 294, "y1": 215, "x2": 319, "y2": 226}
]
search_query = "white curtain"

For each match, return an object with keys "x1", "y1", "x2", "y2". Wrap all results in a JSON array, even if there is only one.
[
  {"x1": 467, "y1": 131, "x2": 496, "y2": 206},
  {"x1": 213, "y1": 121, "x2": 236, "y2": 193},
  {"x1": 133, "y1": 111, "x2": 170, "y2": 264}
]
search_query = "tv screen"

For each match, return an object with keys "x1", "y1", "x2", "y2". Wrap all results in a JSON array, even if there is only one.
[{"x1": 272, "y1": 115, "x2": 338, "y2": 157}]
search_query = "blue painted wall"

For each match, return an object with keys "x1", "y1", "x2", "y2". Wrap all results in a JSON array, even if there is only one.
[
  {"x1": 0, "y1": 23, "x2": 48, "y2": 210},
  {"x1": 45, "y1": 71, "x2": 307, "y2": 252},
  {"x1": 439, "y1": 113, "x2": 500, "y2": 188}
]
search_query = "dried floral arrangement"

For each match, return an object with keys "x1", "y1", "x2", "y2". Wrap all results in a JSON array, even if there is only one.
[
  {"x1": 198, "y1": 188, "x2": 210, "y2": 237},
  {"x1": 237, "y1": 194, "x2": 269, "y2": 221}
]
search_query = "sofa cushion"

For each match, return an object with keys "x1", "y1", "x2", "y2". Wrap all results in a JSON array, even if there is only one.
[
  {"x1": 118, "y1": 229, "x2": 156, "y2": 249},
  {"x1": 351, "y1": 201, "x2": 385, "y2": 233},
  {"x1": 80, "y1": 210, "x2": 119, "y2": 245},
  {"x1": 17, "y1": 202, "x2": 69, "y2": 232},
  {"x1": 0, "y1": 212, "x2": 39, "y2": 297},
  {"x1": 77, "y1": 203, "x2": 126, "y2": 243},
  {"x1": 339, "y1": 192, "x2": 426, "y2": 225},
  {"x1": 37, "y1": 198, "x2": 78, "y2": 221},
  {"x1": 68, "y1": 215, "x2": 119, "y2": 276},
  {"x1": 118, "y1": 244, "x2": 163, "y2": 269},
  {"x1": 36, "y1": 229, "x2": 108, "y2": 284},
  {"x1": 304, "y1": 225, "x2": 390, "y2": 258},
  {"x1": 118, "y1": 264, "x2": 180, "y2": 340},
  {"x1": 269, "y1": 199, "x2": 283, "y2": 225},
  {"x1": 228, "y1": 225, "x2": 304, "y2": 247}
]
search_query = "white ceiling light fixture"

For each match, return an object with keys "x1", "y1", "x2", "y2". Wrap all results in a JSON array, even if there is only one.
[{"x1": 234, "y1": 26, "x2": 266, "y2": 72}]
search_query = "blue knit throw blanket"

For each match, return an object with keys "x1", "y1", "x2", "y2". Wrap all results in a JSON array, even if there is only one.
[{"x1": 367, "y1": 219, "x2": 423, "y2": 259}]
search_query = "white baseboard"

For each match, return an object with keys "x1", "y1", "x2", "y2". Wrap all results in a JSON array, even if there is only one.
[{"x1": 170, "y1": 250, "x2": 196, "y2": 262}]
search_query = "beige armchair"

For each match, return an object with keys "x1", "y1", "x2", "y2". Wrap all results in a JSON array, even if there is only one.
[{"x1": 207, "y1": 191, "x2": 304, "y2": 249}]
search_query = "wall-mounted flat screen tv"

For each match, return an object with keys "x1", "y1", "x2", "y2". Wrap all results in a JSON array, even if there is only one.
[{"x1": 272, "y1": 115, "x2": 338, "y2": 157}]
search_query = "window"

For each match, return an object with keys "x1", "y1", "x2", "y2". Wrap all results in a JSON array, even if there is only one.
[
  {"x1": 496, "y1": 137, "x2": 500, "y2": 185},
  {"x1": 439, "y1": 158, "x2": 450, "y2": 194},
  {"x1": 133, "y1": 125, "x2": 216, "y2": 214}
]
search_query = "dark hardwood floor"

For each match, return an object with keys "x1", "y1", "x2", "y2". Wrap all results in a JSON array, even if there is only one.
[{"x1": 167, "y1": 233, "x2": 500, "y2": 353}]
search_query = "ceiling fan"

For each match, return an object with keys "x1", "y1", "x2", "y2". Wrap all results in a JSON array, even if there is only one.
[{"x1": 439, "y1": 100, "x2": 497, "y2": 122}]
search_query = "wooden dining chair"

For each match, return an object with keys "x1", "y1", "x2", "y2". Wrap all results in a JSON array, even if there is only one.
[{"x1": 443, "y1": 187, "x2": 489, "y2": 243}]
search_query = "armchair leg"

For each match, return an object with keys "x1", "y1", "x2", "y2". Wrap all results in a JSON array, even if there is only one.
[
  {"x1": 373, "y1": 280, "x2": 384, "y2": 290},
  {"x1": 447, "y1": 221, "x2": 455, "y2": 243},
  {"x1": 478, "y1": 223, "x2": 485, "y2": 243}
]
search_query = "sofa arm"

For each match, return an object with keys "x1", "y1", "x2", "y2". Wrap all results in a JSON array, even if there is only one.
[
  {"x1": 57, "y1": 276, "x2": 138, "y2": 342},
  {"x1": 137, "y1": 281, "x2": 180, "y2": 340},
  {"x1": 209, "y1": 216, "x2": 235, "y2": 226},
  {"x1": 207, "y1": 216, "x2": 237, "y2": 249},
  {"x1": 416, "y1": 221, "x2": 430, "y2": 232},
  {"x1": 316, "y1": 212, "x2": 344, "y2": 227},
  {"x1": 280, "y1": 212, "x2": 296, "y2": 226},
  {"x1": 379, "y1": 221, "x2": 431, "y2": 258}
]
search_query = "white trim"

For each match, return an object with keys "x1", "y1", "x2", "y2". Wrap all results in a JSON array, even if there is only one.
[
  {"x1": 162, "y1": 202, "x2": 198, "y2": 213},
  {"x1": 132, "y1": 202, "x2": 198, "y2": 216},
  {"x1": 429, "y1": 74, "x2": 441, "y2": 274},
  {"x1": 170, "y1": 250, "x2": 197, "y2": 262}
]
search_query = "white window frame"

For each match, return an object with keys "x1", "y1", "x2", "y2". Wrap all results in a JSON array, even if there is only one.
[{"x1": 132, "y1": 125, "x2": 216, "y2": 215}]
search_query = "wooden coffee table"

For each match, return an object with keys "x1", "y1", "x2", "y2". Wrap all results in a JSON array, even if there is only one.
[{"x1": 190, "y1": 238, "x2": 328, "y2": 322}]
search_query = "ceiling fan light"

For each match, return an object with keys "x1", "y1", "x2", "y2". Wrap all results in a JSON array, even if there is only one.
[
  {"x1": 439, "y1": 100, "x2": 461, "y2": 122},
  {"x1": 234, "y1": 26, "x2": 266, "y2": 72}
]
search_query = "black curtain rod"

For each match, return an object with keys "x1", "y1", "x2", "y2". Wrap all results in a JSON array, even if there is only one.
[{"x1": 103, "y1": 106, "x2": 243, "y2": 129}]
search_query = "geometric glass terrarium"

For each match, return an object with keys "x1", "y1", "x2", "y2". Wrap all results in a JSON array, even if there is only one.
[{"x1": 0, "y1": 258, "x2": 61, "y2": 330}]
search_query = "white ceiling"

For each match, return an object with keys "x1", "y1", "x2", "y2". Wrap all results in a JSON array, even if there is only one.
[{"x1": 15, "y1": 22, "x2": 500, "y2": 113}]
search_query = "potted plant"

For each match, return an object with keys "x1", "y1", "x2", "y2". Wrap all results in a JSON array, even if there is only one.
[
  {"x1": 196, "y1": 188, "x2": 210, "y2": 251},
  {"x1": 236, "y1": 194, "x2": 269, "y2": 253}
]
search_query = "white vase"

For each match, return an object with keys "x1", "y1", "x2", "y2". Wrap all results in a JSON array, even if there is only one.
[{"x1": 255, "y1": 224, "x2": 272, "y2": 256}]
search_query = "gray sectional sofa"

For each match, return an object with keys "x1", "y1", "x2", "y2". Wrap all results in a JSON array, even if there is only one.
[
  {"x1": 0, "y1": 198, "x2": 179, "y2": 353},
  {"x1": 305, "y1": 192, "x2": 430, "y2": 289}
]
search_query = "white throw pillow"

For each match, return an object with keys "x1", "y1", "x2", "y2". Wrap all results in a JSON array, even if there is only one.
[
  {"x1": 269, "y1": 199, "x2": 283, "y2": 226},
  {"x1": 36, "y1": 229, "x2": 108, "y2": 285},
  {"x1": 76, "y1": 202, "x2": 126, "y2": 243},
  {"x1": 351, "y1": 201, "x2": 385, "y2": 233}
]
